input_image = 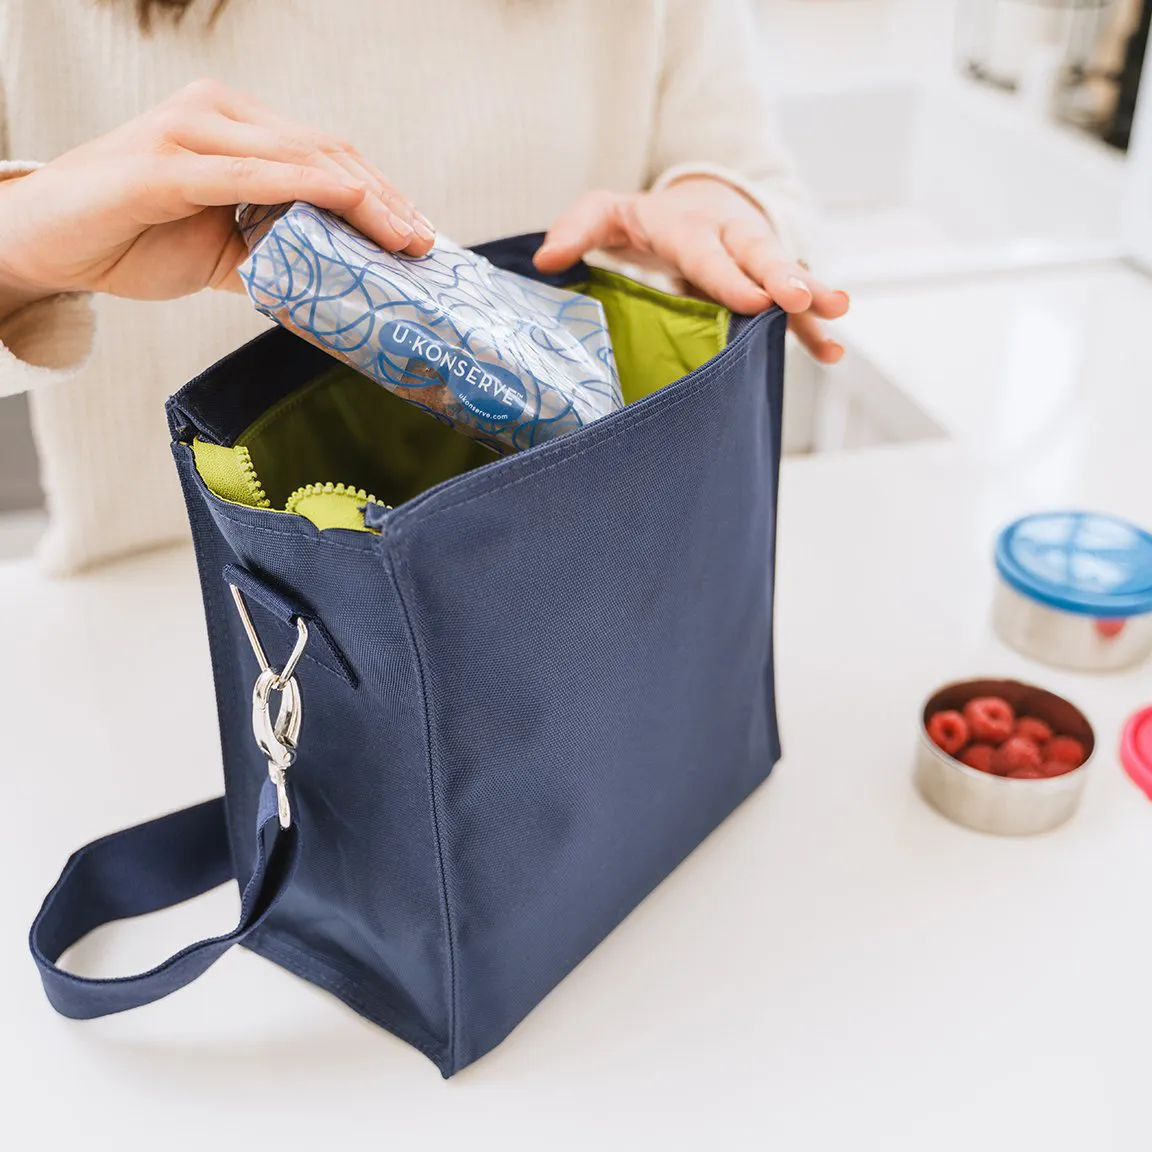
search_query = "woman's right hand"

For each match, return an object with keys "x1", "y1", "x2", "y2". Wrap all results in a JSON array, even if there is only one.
[{"x1": 0, "y1": 78, "x2": 434, "y2": 318}]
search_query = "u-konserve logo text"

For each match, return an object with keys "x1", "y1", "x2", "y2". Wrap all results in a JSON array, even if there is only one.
[{"x1": 379, "y1": 320, "x2": 527, "y2": 423}]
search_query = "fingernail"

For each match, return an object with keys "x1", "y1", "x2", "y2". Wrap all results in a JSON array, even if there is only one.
[
  {"x1": 387, "y1": 209, "x2": 414, "y2": 238},
  {"x1": 788, "y1": 276, "x2": 813, "y2": 299},
  {"x1": 835, "y1": 290, "x2": 850, "y2": 306},
  {"x1": 826, "y1": 341, "x2": 845, "y2": 362},
  {"x1": 412, "y1": 216, "x2": 435, "y2": 242}
]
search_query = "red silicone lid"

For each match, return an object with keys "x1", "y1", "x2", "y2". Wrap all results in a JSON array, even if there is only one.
[{"x1": 1120, "y1": 706, "x2": 1152, "y2": 801}]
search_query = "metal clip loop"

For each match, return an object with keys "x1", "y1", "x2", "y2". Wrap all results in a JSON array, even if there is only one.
[
  {"x1": 252, "y1": 667, "x2": 301, "y2": 829},
  {"x1": 230, "y1": 585, "x2": 309, "y2": 688},
  {"x1": 230, "y1": 584, "x2": 309, "y2": 829}
]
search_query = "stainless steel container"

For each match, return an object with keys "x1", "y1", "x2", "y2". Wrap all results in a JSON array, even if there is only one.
[
  {"x1": 992, "y1": 580, "x2": 1152, "y2": 672},
  {"x1": 993, "y1": 511, "x2": 1152, "y2": 673},
  {"x1": 915, "y1": 678, "x2": 1095, "y2": 836}
]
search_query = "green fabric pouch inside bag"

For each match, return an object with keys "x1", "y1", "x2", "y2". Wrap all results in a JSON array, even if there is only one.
[{"x1": 193, "y1": 267, "x2": 730, "y2": 531}]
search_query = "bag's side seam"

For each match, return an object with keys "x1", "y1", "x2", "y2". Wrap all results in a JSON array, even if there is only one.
[
  {"x1": 174, "y1": 453, "x2": 244, "y2": 875},
  {"x1": 394, "y1": 322, "x2": 772, "y2": 528},
  {"x1": 763, "y1": 310, "x2": 786, "y2": 758},
  {"x1": 383, "y1": 541, "x2": 461, "y2": 1074}
]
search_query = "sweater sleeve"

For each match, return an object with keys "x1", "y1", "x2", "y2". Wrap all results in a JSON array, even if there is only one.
[
  {"x1": 0, "y1": 72, "x2": 96, "y2": 400},
  {"x1": 646, "y1": 0, "x2": 812, "y2": 260}
]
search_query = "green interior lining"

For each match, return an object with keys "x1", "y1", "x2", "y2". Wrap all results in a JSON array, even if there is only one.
[
  {"x1": 192, "y1": 268, "x2": 729, "y2": 531},
  {"x1": 580, "y1": 268, "x2": 730, "y2": 405}
]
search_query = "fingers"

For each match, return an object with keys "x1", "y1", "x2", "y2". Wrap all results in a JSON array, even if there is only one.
[
  {"x1": 324, "y1": 147, "x2": 436, "y2": 257},
  {"x1": 534, "y1": 190, "x2": 632, "y2": 272},
  {"x1": 790, "y1": 269, "x2": 850, "y2": 320},
  {"x1": 788, "y1": 309, "x2": 844, "y2": 364},
  {"x1": 214, "y1": 267, "x2": 246, "y2": 293},
  {"x1": 161, "y1": 80, "x2": 434, "y2": 256},
  {"x1": 646, "y1": 224, "x2": 768, "y2": 315},
  {"x1": 721, "y1": 220, "x2": 810, "y2": 312},
  {"x1": 538, "y1": 181, "x2": 848, "y2": 362},
  {"x1": 721, "y1": 220, "x2": 849, "y2": 319},
  {"x1": 210, "y1": 87, "x2": 436, "y2": 256},
  {"x1": 608, "y1": 194, "x2": 763, "y2": 313},
  {"x1": 674, "y1": 241, "x2": 768, "y2": 314},
  {"x1": 774, "y1": 265, "x2": 849, "y2": 321},
  {"x1": 169, "y1": 153, "x2": 369, "y2": 216},
  {"x1": 538, "y1": 191, "x2": 774, "y2": 314},
  {"x1": 204, "y1": 221, "x2": 249, "y2": 293}
]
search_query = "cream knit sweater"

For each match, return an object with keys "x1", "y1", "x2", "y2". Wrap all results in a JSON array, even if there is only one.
[{"x1": 0, "y1": 0, "x2": 807, "y2": 573}]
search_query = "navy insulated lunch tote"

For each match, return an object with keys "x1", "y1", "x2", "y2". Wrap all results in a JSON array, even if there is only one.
[{"x1": 30, "y1": 234, "x2": 786, "y2": 1076}]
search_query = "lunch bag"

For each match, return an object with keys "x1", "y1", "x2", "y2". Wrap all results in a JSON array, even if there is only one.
[{"x1": 30, "y1": 234, "x2": 786, "y2": 1077}]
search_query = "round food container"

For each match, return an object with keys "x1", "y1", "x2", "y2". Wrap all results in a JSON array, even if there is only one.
[
  {"x1": 993, "y1": 511, "x2": 1152, "y2": 672},
  {"x1": 1121, "y1": 705, "x2": 1152, "y2": 802},
  {"x1": 915, "y1": 678, "x2": 1095, "y2": 836}
]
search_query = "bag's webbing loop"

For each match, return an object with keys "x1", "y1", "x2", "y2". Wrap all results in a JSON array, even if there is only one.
[{"x1": 29, "y1": 779, "x2": 300, "y2": 1020}]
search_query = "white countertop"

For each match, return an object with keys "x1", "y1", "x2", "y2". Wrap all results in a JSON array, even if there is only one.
[{"x1": 4, "y1": 262, "x2": 1152, "y2": 1150}]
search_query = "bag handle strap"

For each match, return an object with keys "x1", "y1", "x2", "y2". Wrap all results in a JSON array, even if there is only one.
[
  {"x1": 30, "y1": 780, "x2": 299, "y2": 1019},
  {"x1": 30, "y1": 575, "x2": 308, "y2": 1020}
]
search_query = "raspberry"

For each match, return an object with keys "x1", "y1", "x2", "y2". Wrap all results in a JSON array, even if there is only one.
[
  {"x1": 1095, "y1": 618, "x2": 1126, "y2": 640},
  {"x1": 1039, "y1": 760, "x2": 1076, "y2": 778},
  {"x1": 1015, "y1": 717, "x2": 1053, "y2": 745},
  {"x1": 927, "y1": 710, "x2": 969, "y2": 756},
  {"x1": 1008, "y1": 766, "x2": 1045, "y2": 779},
  {"x1": 1045, "y1": 736, "x2": 1086, "y2": 769},
  {"x1": 959, "y1": 744, "x2": 995, "y2": 773},
  {"x1": 991, "y1": 736, "x2": 1042, "y2": 776},
  {"x1": 963, "y1": 697, "x2": 1015, "y2": 745}
]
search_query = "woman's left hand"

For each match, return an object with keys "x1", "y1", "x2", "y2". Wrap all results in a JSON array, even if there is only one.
[{"x1": 534, "y1": 177, "x2": 847, "y2": 364}]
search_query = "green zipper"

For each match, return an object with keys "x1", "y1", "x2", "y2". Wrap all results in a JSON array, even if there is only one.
[
  {"x1": 285, "y1": 482, "x2": 391, "y2": 532},
  {"x1": 235, "y1": 445, "x2": 271, "y2": 509}
]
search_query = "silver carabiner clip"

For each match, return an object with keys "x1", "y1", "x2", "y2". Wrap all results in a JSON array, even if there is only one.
[
  {"x1": 230, "y1": 584, "x2": 309, "y2": 829},
  {"x1": 230, "y1": 584, "x2": 309, "y2": 690},
  {"x1": 252, "y1": 667, "x2": 301, "y2": 829}
]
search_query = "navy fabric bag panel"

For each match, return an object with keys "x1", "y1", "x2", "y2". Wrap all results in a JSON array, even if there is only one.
[
  {"x1": 29, "y1": 234, "x2": 786, "y2": 1077},
  {"x1": 174, "y1": 470, "x2": 455, "y2": 1061}
]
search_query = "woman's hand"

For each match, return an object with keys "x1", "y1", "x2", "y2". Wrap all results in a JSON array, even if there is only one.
[
  {"x1": 535, "y1": 177, "x2": 847, "y2": 363},
  {"x1": 0, "y1": 78, "x2": 435, "y2": 318}
]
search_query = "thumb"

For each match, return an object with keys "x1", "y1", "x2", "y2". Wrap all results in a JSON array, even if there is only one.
[
  {"x1": 214, "y1": 267, "x2": 246, "y2": 294},
  {"x1": 534, "y1": 189, "x2": 630, "y2": 273}
]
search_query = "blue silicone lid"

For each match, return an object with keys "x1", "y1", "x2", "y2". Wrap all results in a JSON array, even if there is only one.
[{"x1": 995, "y1": 511, "x2": 1152, "y2": 618}]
